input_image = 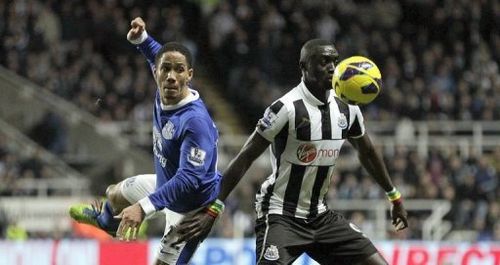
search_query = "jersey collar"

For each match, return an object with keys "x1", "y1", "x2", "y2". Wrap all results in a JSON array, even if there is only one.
[
  {"x1": 299, "y1": 80, "x2": 332, "y2": 106},
  {"x1": 159, "y1": 89, "x2": 200, "y2": 111}
]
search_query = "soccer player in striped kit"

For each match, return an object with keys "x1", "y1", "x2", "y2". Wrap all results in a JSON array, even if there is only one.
[
  {"x1": 70, "y1": 17, "x2": 223, "y2": 265},
  {"x1": 178, "y1": 39, "x2": 409, "y2": 265}
]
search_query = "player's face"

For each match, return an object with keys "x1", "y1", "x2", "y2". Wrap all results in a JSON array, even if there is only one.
[
  {"x1": 305, "y1": 45, "x2": 339, "y2": 90},
  {"x1": 155, "y1": 51, "x2": 193, "y2": 105}
]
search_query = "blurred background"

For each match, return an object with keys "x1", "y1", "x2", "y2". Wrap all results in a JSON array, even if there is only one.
[{"x1": 0, "y1": 0, "x2": 498, "y2": 264}]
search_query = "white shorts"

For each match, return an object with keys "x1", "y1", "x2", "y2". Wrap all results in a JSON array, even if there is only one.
[
  {"x1": 119, "y1": 174, "x2": 200, "y2": 264},
  {"x1": 120, "y1": 174, "x2": 156, "y2": 204}
]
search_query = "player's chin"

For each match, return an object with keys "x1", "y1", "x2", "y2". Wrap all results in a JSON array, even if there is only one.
[
  {"x1": 167, "y1": 89, "x2": 179, "y2": 95},
  {"x1": 163, "y1": 88, "x2": 179, "y2": 97},
  {"x1": 161, "y1": 91, "x2": 179, "y2": 102},
  {"x1": 323, "y1": 80, "x2": 333, "y2": 90}
]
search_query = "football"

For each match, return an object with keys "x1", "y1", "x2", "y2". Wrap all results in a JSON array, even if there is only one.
[{"x1": 332, "y1": 56, "x2": 382, "y2": 105}]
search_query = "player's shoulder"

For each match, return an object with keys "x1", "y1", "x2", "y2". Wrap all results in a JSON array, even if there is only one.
[
  {"x1": 192, "y1": 98, "x2": 213, "y2": 116},
  {"x1": 268, "y1": 83, "x2": 302, "y2": 113},
  {"x1": 332, "y1": 96, "x2": 363, "y2": 113},
  {"x1": 182, "y1": 101, "x2": 215, "y2": 126},
  {"x1": 345, "y1": 100, "x2": 363, "y2": 116},
  {"x1": 330, "y1": 96, "x2": 363, "y2": 119},
  {"x1": 184, "y1": 104, "x2": 211, "y2": 120}
]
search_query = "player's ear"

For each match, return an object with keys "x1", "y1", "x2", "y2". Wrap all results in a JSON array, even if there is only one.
[
  {"x1": 187, "y1": 68, "x2": 193, "y2": 81},
  {"x1": 299, "y1": 61, "x2": 308, "y2": 77},
  {"x1": 299, "y1": 61, "x2": 305, "y2": 71},
  {"x1": 153, "y1": 67, "x2": 159, "y2": 82}
]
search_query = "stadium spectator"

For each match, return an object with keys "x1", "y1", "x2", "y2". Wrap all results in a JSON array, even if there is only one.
[
  {"x1": 28, "y1": 112, "x2": 67, "y2": 155},
  {"x1": 5, "y1": 220, "x2": 28, "y2": 241},
  {"x1": 0, "y1": 138, "x2": 51, "y2": 196},
  {"x1": 0, "y1": 207, "x2": 7, "y2": 239}
]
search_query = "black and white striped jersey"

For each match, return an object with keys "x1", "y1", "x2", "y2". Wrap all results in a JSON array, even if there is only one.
[{"x1": 255, "y1": 81, "x2": 365, "y2": 219}]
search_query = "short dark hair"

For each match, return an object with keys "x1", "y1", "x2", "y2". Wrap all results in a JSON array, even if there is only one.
[
  {"x1": 155, "y1": 42, "x2": 193, "y2": 68},
  {"x1": 299, "y1": 39, "x2": 336, "y2": 64}
]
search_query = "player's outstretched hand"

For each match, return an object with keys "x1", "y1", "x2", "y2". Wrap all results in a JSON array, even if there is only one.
[
  {"x1": 176, "y1": 211, "x2": 217, "y2": 243},
  {"x1": 391, "y1": 202, "x2": 408, "y2": 231},
  {"x1": 127, "y1": 17, "x2": 146, "y2": 41},
  {"x1": 114, "y1": 203, "x2": 145, "y2": 241}
]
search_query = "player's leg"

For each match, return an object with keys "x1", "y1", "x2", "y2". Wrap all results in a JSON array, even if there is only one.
[
  {"x1": 69, "y1": 174, "x2": 156, "y2": 235},
  {"x1": 255, "y1": 214, "x2": 309, "y2": 265},
  {"x1": 155, "y1": 208, "x2": 203, "y2": 265},
  {"x1": 305, "y1": 210, "x2": 387, "y2": 265},
  {"x1": 153, "y1": 239, "x2": 199, "y2": 265},
  {"x1": 97, "y1": 174, "x2": 157, "y2": 233},
  {"x1": 105, "y1": 183, "x2": 131, "y2": 213}
]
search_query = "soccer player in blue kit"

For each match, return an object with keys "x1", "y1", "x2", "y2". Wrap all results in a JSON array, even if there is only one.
[{"x1": 69, "y1": 17, "x2": 223, "y2": 265}]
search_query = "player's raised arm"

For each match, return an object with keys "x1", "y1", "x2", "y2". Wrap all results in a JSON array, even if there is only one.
[{"x1": 127, "y1": 17, "x2": 162, "y2": 72}]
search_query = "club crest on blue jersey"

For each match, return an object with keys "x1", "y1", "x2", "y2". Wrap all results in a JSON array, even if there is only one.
[
  {"x1": 153, "y1": 127, "x2": 167, "y2": 167},
  {"x1": 153, "y1": 127, "x2": 163, "y2": 151},
  {"x1": 162, "y1": 120, "x2": 175, "y2": 140},
  {"x1": 188, "y1": 147, "x2": 206, "y2": 167},
  {"x1": 338, "y1": 113, "x2": 348, "y2": 129}
]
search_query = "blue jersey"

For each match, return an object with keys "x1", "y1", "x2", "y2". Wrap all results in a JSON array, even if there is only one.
[{"x1": 136, "y1": 36, "x2": 221, "y2": 213}]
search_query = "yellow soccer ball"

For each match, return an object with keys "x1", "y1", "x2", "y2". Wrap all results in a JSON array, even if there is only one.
[{"x1": 332, "y1": 56, "x2": 382, "y2": 105}]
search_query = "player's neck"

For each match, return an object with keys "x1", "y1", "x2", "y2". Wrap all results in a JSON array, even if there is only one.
[{"x1": 305, "y1": 81, "x2": 330, "y2": 104}]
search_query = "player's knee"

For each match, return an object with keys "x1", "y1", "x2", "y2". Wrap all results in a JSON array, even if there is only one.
[
  {"x1": 106, "y1": 183, "x2": 129, "y2": 211},
  {"x1": 105, "y1": 184, "x2": 119, "y2": 203}
]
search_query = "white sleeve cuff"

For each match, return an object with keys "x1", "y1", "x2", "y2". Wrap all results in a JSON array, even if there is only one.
[
  {"x1": 128, "y1": 30, "x2": 148, "y2": 45},
  {"x1": 138, "y1": 196, "x2": 156, "y2": 216}
]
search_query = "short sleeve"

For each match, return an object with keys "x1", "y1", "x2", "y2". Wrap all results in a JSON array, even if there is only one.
[
  {"x1": 347, "y1": 105, "x2": 366, "y2": 138},
  {"x1": 256, "y1": 100, "x2": 289, "y2": 142}
]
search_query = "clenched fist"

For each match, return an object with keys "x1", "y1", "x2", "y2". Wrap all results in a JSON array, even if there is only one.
[{"x1": 127, "y1": 17, "x2": 146, "y2": 42}]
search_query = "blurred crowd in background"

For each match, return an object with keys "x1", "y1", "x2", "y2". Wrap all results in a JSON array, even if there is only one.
[
  {"x1": 0, "y1": 135, "x2": 50, "y2": 196},
  {"x1": 1, "y1": 0, "x2": 498, "y2": 126},
  {"x1": 211, "y1": 0, "x2": 500, "y2": 125},
  {"x1": 0, "y1": 0, "x2": 499, "y2": 241}
]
